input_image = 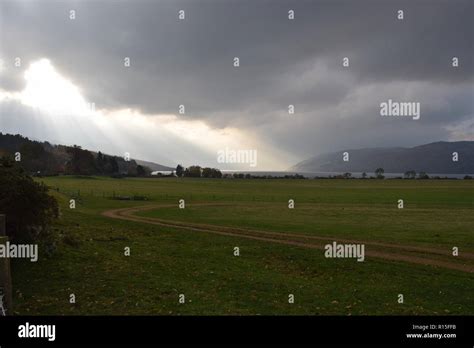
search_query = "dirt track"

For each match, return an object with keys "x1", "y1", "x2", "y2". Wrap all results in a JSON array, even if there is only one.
[{"x1": 102, "y1": 203, "x2": 474, "y2": 273}]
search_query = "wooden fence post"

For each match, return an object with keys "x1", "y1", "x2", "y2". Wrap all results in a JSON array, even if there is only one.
[
  {"x1": 0, "y1": 215, "x2": 13, "y2": 315},
  {"x1": 0, "y1": 214, "x2": 5, "y2": 236}
]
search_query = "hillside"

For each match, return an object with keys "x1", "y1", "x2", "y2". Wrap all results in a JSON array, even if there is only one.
[
  {"x1": 290, "y1": 141, "x2": 474, "y2": 174},
  {"x1": 0, "y1": 132, "x2": 174, "y2": 175}
]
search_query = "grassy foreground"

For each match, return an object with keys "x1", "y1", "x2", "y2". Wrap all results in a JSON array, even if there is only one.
[{"x1": 10, "y1": 176, "x2": 474, "y2": 315}]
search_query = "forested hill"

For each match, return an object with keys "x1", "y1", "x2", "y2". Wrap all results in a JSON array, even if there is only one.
[{"x1": 0, "y1": 132, "x2": 173, "y2": 176}]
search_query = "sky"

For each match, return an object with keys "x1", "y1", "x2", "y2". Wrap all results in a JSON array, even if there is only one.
[{"x1": 0, "y1": 0, "x2": 473, "y2": 170}]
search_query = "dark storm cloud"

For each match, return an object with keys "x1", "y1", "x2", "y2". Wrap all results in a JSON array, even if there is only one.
[{"x1": 0, "y1": 0, "x2": 473, "y2": 163}]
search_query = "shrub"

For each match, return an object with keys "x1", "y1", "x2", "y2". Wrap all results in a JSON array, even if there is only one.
[{"x1": 0, "y1": 157, "x2": 59, "y2": 242}]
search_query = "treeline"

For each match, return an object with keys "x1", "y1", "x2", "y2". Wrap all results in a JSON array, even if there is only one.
[
  {"x1": 174, "y1": 165, "x2": 306, "y2": 179},
  {"x1": 65, "y1": 147, "x2": 150, "y2": 177},
  {"x1": 227, "y1": 173, "x2": 305, "y2": 179},
  {"x1": 0, "y1": 133, "x2": 59, "y2": 175},
  {"x1": 175, "y1": 165, "x2": 222, "y2": 178},
  {"x1": 324, "y1": 168, "x2": 472, "y2": 180},
  {"x1": 0, "y1": 133, "x2": 150, "y2": 177}
]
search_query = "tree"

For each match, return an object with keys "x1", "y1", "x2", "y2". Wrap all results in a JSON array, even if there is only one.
[
  {"x1": 404, "y1": 170, "x2": 416, "y2": 179},
  {"x1": 202, "y1": 167, "x2": 213, "y2": 178},
  {"x1": 176, "y1": 164, "x2": 184, "y2": 178},
  {"x1": 184, "y1": 165, "x2": 202, "y2": 178},
  {"x1": 211, "y1": 168, "x2": 223, "y2": 178},
  {"x1": 96, "y1": 151, "x2": 105, "y2": 174},
  {"x1": 136, "y1": 165, "x2": 150, "y2": 177},
  {"x1": 65, "y1": 145, "x2": 96, "y2": 175},
  {"x1": 19, "y1": 141, "x2": 58, "y2": 175},
  {"x1": 0, "y1": 157, "x2": 59, "y2": 242},
  {"x1": 375, "y1": 168, "x2": 385, "y2": 179},
  {"x1": 361, "y1": 172, "x2": 367, "y2": 179},
  {"x1": 201, "y1": 167, "x2": 222, "y2": 178},
  {"x1": 126, "y1": 160, "x2": 138, "y2": 177},
  {"x1": 109, "y1": 156, "x2": 119, "y2": 174},
  {"x1": 418, "y1": 171, "x2": 429, "y2": 179}
]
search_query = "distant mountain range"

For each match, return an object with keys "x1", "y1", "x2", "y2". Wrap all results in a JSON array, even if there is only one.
[{"x1": 290, "y1": 141, "x2": 474, "y2": 174}]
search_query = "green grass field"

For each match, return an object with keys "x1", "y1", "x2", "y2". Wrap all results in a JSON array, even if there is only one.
[{"x1": 10, "y1": 176, "x2": 474, "y2": 315}]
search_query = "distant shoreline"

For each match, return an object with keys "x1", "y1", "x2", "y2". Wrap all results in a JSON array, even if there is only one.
[{"x1": 221, "y1": 171, "x2": 473, "y2": 179}]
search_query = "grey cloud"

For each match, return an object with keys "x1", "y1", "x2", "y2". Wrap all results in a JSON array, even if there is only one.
[{"x1": 0, "y1": 0, "x2": 473, "y2": 166}]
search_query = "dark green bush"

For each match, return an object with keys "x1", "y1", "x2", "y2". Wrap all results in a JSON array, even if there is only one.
[{"x1": 0, "y1": 157, "x2": 59, "y2": 243}]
